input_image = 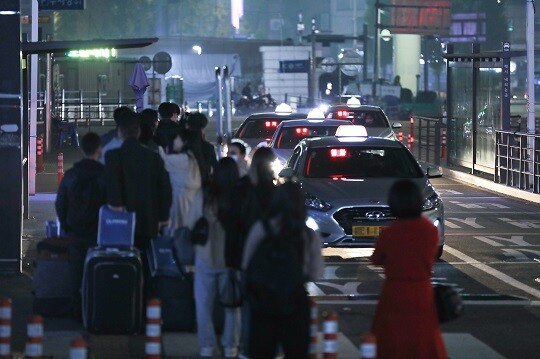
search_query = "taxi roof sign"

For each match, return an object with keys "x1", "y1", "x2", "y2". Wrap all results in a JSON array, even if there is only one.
[
  {"x1": 346, "y1": 96, "x2": 361, "y2": 108},
  {"x1": 275, "y1": 103, "x2": 293, "y2": 114},
  {"x1": 335, "y1": 125, "x2": 368, "y2": 137},
  {"x1": 306, "y1": 108, "x2": 325, "y2": 119}
]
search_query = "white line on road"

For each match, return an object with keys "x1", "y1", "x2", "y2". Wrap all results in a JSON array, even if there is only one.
[{"x1": 444, "y1": 245, "x2": 540, "y2": 300}]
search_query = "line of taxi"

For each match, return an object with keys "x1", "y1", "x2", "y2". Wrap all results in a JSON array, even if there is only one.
[{"x1": 231, "y1": 98, "x2": 445, "y2": 257}]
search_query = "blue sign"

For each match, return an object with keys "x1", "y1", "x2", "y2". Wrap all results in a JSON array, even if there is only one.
[
  {"x1": 279, "y1": 60, "x2": 309, "y2": 73},
  {"x1": 38, "y1": 0, "x2": 85, "y2": 10}
]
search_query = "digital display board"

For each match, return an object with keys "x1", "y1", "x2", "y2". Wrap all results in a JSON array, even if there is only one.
[{"x1": 38, "y1": 0, "x2": 85, "y2": 11}]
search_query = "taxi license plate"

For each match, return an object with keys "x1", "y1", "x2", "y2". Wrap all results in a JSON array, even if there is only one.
[{"x1": 352, "y1": 226, "x2": 383, "y2": 237}]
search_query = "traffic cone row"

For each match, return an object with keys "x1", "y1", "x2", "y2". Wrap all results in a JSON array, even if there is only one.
[
  {"x1": 408, "y1": 117, "x2": 415, "y2": 149},
  {"x1": 57, "y1": 152, "x2": 64, "y2": 184},
  {"x1": 323, "y1": 310, "x2": 338, "y2": 359},
  {"x1": 441, "y1": 127, "x2": 447, "y2": 159},
  {"x1": 25, "y1": 315, "x2": 43, "y2": 358},
  {"x1": 308, "y1": 299, "x2": 318, "y2": 359},
  {"x1": 145, "y1": 298, "x2": 162, "y2": 359},
  {"x1": 0, "y1": 298, "x2": 11, "y2": 359},
  {"x1": 36, "y1": 135, "x2": 44, "y2": 173},
  {"x1": 360, "y1": 333, "x2": 377, "y2": 359},
  {"x1": 69, "y1": 338, "x2": 87, "y2": 359}
]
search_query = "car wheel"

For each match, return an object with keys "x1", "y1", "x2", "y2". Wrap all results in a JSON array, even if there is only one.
[{"x1": 436, "y1": 245, "x2": 444, "y2": 259}]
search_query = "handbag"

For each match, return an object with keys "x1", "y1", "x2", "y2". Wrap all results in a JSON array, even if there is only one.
[
  {"x1": 433, "y1": 283, "x2": 463, "y2": 323},
  {"x1": 191, "y1": 216, "x2": 209, "y2": 245},
  {"x1": 172, "y1": 226, "x2": 195, "y2": 266},
  {"x1": 219, "y1": 268, "x2": 243, "y2": 308},
  {"x1": 147, "y1": 234, "x2": 182, "y2": 278}
]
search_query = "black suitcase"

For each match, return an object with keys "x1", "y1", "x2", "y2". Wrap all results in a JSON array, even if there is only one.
[
  {"x1": 152, "y1": 275, "x2": 196, "y2": 332},
  {"x1": 32, "y1": 237, "x2": 72, "y2": 317},
  {"x1": 82, "y1": 247, "x2": 143, "y2": 334}
]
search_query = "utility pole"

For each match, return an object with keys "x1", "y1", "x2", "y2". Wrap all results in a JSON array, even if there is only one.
[
  {"x1": 373, "y1": 0, "x2": 380, "y2": 97},
  {"x1": 309, "y1": 17, "x2": 317, "y2": 105},
  {"x1": 297, "y1": 12, "x2": 304, "y2": 45}
]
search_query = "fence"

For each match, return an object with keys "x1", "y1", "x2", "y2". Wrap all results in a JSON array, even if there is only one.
[
  {"x1": 495, "y1": 130, "x2": 540, "y2": 194},
  {"x1": 410, "y1": 116, "x2": 442, "y2": 166}
]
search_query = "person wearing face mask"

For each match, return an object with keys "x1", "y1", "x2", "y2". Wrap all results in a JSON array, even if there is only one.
[{"x1": 227, "y1": 140, "x2": 249, "y2": 177}]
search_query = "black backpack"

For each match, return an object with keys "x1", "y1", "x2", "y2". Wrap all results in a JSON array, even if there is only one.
[
  {"x1": 245, "y1": 221, "x2": 306, "y2": 315},
  {"x1": 66, "y1": 174, "x2": 105, "y2": 236}
]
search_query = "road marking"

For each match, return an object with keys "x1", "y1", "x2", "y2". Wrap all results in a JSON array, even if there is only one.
[
  {"x1": 444, "y1": 245, "x2": 540, "y2": 299},
  {"x1": 473, "y1": 235, "x2": 539, "y2": 247},
  {"x1": 445, "y1": 232, "x2": 538, "y2": 236}
]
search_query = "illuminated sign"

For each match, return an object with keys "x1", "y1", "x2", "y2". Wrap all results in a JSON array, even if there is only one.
[
  {"x1": 38, "y1": 0, "x2": 85, "y2": 10},
  {"x1": 388, "y1": 0, "x2": 451, "y2": 35},
  {"x1": 67, "y1": 48, "x2": 117, "y2": 59}
]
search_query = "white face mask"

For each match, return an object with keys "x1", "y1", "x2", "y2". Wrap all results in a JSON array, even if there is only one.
[{"x1": 229, "y1": 154, "x2": 238, "y2": 162}]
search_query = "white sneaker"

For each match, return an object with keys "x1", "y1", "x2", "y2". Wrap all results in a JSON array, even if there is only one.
[
  {"x1": 200, "y1": 346, "x2": 214, "y2": 357},
  {"x1": 224, "y1": 347, "x2": 238, "y2": 358}
]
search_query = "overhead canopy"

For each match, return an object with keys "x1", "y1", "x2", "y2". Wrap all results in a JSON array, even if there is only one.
[{"x1": 21, "y1": 37, "x2": 159, "y2": 55}]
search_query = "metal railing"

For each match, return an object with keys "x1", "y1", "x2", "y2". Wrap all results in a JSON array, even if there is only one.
[
  {"x1": 495, "y1": 130, "x2": 540, "y2": 193},
  {"x1": 409, "y1": 115, "x2": 443, "y2": 166}
]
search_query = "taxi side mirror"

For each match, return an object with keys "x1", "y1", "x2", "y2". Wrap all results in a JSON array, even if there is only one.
[
  {"x1": 426, "y1": 166, "x2": 443, "y2": 178},
  {"x1": 278, "y1": 167, "x2": 295, "y2": 179}
]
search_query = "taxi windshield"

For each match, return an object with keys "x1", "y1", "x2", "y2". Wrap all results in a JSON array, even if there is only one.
[
  {"x1": 304, "y1": 147, "x2": 423, "y2": 179},
  {"x1": 237, "y1": 119, "x2": 282, "y2": 139},
  {"x1": 274, "y1": 125, "x2": 340, "y2": 149}
]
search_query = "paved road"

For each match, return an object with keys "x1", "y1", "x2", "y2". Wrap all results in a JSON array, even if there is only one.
[
  {"x1": 7, "y1": 118, "x2": 539, "y2": 358},
  {"x1": 311, "y1": 176, "x2": 540, "y2": 359}
]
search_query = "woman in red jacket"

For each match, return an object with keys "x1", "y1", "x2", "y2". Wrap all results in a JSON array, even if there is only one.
[{"x1": 371, "y1": 179, "x2": 447, "y2": 359}]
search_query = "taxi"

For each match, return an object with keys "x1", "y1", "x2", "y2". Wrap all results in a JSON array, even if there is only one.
[
  {"x1": 232, "y1": 103, "x2": 306, "y2": 149},
  {"x1": 323, "y1": 97, "x2": 402, "y2": 139},
  {"x1": 269, "y1": 108, "x2": 352, "y2": 173},
  {"x1": 279, "y1": 125, "x2": 445, "y2": 257}
]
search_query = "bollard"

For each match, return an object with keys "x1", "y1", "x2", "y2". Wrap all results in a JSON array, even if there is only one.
[
  {"x1": 323, "y1": 310, "x2": 338, "y2": 359},
  {"x1": 57, "y1": 152, "x2": 64, "y2": 184},
  {"x1": 441, "y1": 127, "x2": 447, "y2": 159},
  {"x1": 69, "y1": 338, "x2": 87, "y2": 359},
  {"x1": 0, "y1": 298, "x2": 12, "y2": 359},
  {"x1": 308, "y1": 299, "x2": 318, "y2": 359},
  {"x1": 397, "y1": 129, "x2": 403, "y2": 143},
  {"x1": 36, "y1": 135, "x2": 44, "y2": 173},
  {"x1": 25, "y1": 315, "x2": 43, "y2": 359},
  {"x1": 145, "y1": 298, "x2": 161, "y2": 359},
  {"x1": 359, "y1": 333, "x2": 377, "y2": 359}
]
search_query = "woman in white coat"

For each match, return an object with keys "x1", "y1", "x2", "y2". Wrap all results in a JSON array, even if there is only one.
[
  {"x1": 195, "y1": 157, "x2": 241, "y2": 358},
  {"x1": 158, "y1": 129, "x2": 208, "y2": 251}
]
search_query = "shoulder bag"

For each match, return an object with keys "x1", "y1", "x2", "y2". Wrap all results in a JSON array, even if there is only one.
[{"x1": 433, "y1": 282, "x2": 464, "y2": 323}]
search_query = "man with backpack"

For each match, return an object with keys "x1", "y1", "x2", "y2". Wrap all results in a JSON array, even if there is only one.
[
  {"x1": 241, "y1": 182, "x2": 324, "y2": 359},
  {"x1": 55, "y1": 132, "x2": 106, "y2": 320}
]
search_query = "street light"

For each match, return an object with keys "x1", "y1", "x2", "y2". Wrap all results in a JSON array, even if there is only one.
[{"x1": 192, "y1": 45, "x2": 202, "y2": 55}]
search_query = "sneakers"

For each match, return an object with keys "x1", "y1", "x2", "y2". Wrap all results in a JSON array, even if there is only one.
[
  {"x1": 200, "y1": 346, "x2": 214, "y2": 357},
  {"x1": 224, "y1": 347, "x2": 238, "y2": 358}
]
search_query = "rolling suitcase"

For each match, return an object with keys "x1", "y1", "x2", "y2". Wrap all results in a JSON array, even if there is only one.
[
  {"x1": 82, "y1": 247, "x2": 143, "y2": 334},
  {"x1": 147, "y1": 235, "x2": 196, "y2": 332},
  {"x1": 32, "y1": 236, "x2": 72, "y2": 317}
]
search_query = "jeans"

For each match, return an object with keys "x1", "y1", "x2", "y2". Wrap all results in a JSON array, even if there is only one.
[{"x1": 194, "y1": 257, "x2": 240, "y2": 351}]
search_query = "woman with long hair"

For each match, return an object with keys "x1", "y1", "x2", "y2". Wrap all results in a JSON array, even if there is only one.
[
  {"x1": 195, "y1": 157, "x2": 241, "y2": 358},
  {"x1": 241, "y1": 181, "x2": 324, "y2": 358},
  {"x1": 158, "y1": 128, "x2": 207, "y2": 240},
  {"x1": 370, "y1": 179, "x2": 447, "y2": 358}
]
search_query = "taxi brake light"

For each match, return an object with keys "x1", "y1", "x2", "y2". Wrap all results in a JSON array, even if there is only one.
[
  {"x1": 336, "y1": 110, "x2": 349, "y2": 119},
  {"x1": 330, "y1": 148, "x2": 348, "y2": 158},
  {"x1": 265, "y1": 121, "x2": 279, "y2": 128},
  {"x1": 295, "y1": 127, "x2": 309, "y2": 135}
]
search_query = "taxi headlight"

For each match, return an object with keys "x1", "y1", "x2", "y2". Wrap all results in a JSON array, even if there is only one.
[
  {"x1": 272, "y1": 158, "x2": 285, "y2": 177},
  {"x1": 305, "y1": 216, "x2": 319, "y2": 231},
  {"x1": 422, "y1": 193, "x2": 442, "y2": 211},
  {"x1": 305, "y1": 192, "x2": 333, "y2": 211}
]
